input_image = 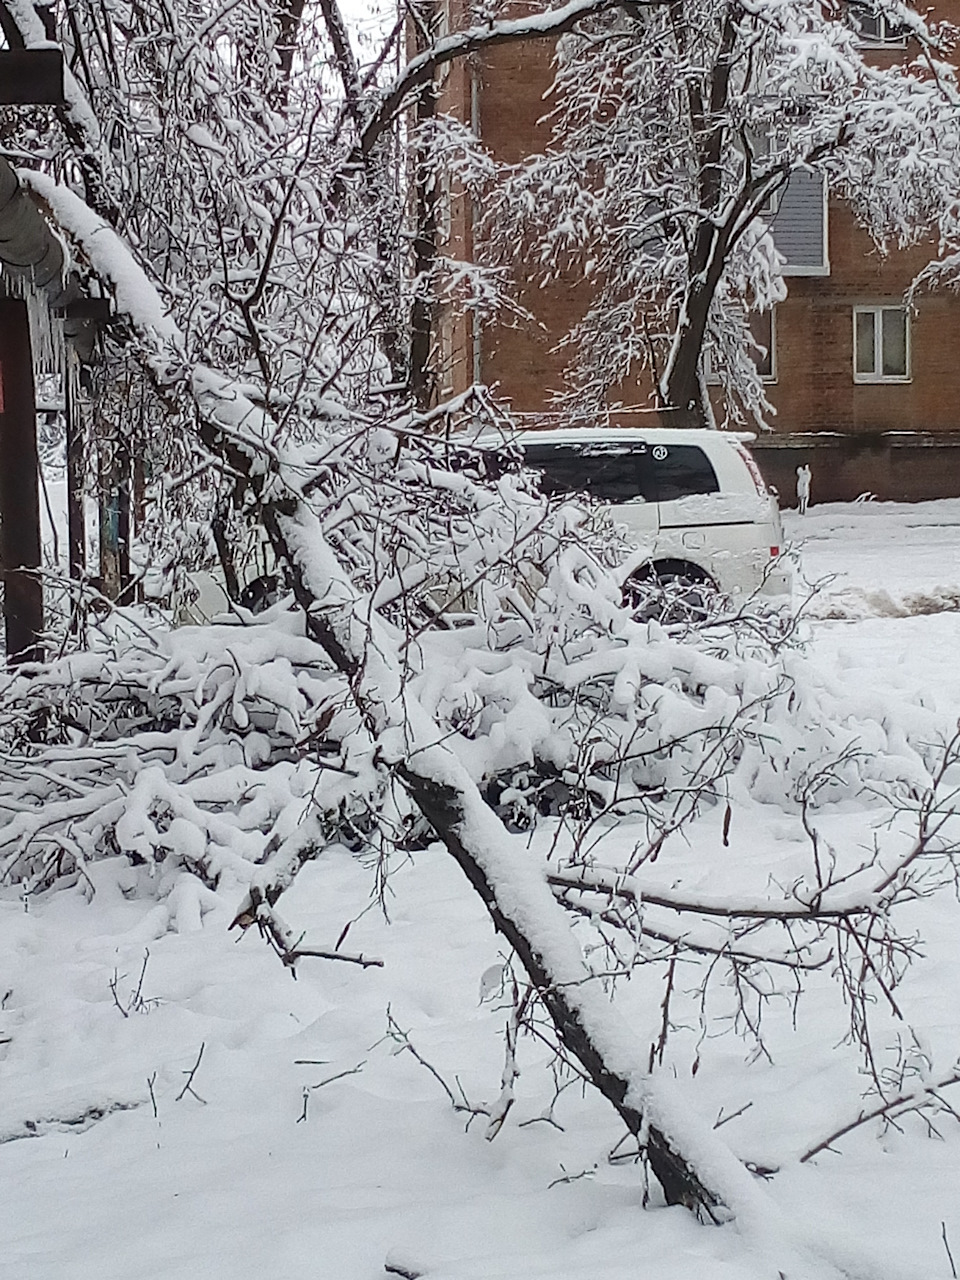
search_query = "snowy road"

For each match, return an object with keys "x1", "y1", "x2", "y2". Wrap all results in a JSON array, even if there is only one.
[
  {"x1": 787, "y1": 500, "x2": 960, "y2": 724},
  {"x1": 788, "y1": 498, "x2": 960, "y2": 617}
]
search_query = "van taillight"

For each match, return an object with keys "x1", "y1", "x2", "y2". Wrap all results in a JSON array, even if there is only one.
[
  {"x1": 770, "y1": 546, "x2": 779, "y2": 557},
  {"x1": 734, "y1": 441, "x2": 769, "y2": 498}
]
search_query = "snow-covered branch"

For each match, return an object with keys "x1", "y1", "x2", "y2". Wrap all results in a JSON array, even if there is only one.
[{"x1": 359, "y1": 0, "x2": 631, "y2": 156}]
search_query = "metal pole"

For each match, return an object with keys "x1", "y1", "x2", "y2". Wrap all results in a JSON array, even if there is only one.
[{"x1": 0, "y1": 298, "x2": 43, "y2": 663}]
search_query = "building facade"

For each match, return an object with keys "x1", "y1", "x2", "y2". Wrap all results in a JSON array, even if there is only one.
[{"x1": 435, "y1": 6, "x2": 960, "y2": 504}]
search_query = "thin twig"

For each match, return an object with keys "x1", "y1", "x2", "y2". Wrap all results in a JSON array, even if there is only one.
[
  {"x1": 384, "y1": 1009, "x2": 486, "y2": 1120},
  {"x1": 800, "y1": 1071, "x2": 960, "y2": 1162},
  {"x1": 714, "y1": 1100, "x2": 753, "y2": 1129},
  {"x1": 109, "y1": 969, "x2": 129, "y2": 1019},
  {"x1": 548, "y1": 1163, "x2": 597, "y2": 1189},
  {"x1": 297, "y1": 1061, "x2": 366, "y2": 1122},
  {"x1": 175, "y1": 1043, "x2": 207, "y2": 1103},
  {"x1": 287, "y1": 947, "x2": 384, "y2": 968},
  {"x1": 943, "y1": 1222, "x2": 957, "y2": 1280}
]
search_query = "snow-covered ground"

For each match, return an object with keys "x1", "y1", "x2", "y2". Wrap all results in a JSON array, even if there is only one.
[
  {"x1": 787, "y1": 499, "x2": 960, "y2": 737},
  {"x1": 5, "y1": 501, "x2": 960, "y2": 1280},
  {"x1": 789, "y1": 498, "x2": 960, "y2": 618}
]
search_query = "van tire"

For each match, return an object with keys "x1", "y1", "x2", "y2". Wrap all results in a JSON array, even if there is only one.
[{"x1": 623, "y1": 561, "x2": 718, "y2": 624}]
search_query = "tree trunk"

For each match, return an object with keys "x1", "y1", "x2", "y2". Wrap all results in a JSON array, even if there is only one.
[
  {"x1": 660, "y1": 213, "x2": 733, "y2": 429},
  {"x1": 660, "y1": 280, "x2": 713, "y2": 429},
  {"x1": 245, "y1": 492, "x2": 724, "y2": 1217},
  {"x1": 398, "y1": 765, "x2": 722, "y2": 1212}
]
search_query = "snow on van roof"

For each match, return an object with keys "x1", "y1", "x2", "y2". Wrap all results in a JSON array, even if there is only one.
[{"x1": 469, "y1": 427, "x2": 757, "y2": 448}]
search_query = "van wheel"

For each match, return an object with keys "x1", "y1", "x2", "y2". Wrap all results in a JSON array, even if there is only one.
[
  {"x1": 623, "y1": 563, "x2": 718, "y2": 625},
  {"x1": 237, "y1": 573, "x2": 282, "y2": 614}
]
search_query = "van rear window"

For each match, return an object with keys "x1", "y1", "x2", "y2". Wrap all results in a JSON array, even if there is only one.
[
  {"x1": 650, "y1": 445, "x2": 719, "y2": 501},
  {"x1": 521, "y1": 442, "x2": 656, "y2": 502},
  {"x1": 517, "y1": 441, "x2": 719, "y2": 503}
]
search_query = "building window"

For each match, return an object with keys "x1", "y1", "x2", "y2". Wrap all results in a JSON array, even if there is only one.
[
  {"x1": 853, "y1": 307, "x2": 910, "y2": 382},
  {"x1": 750, "y1": 308, "x2": 776, "y2": 381},
  {"x1": 703, "y1": 307, "x2": 776, "y2": 384},
  {"x1": 770, "y1": 170, "x2": 829, "y2": 277},
  {"x1": 848, "y1": 4, "x2": 908, "y2": 46},
  {"x1": 744, "y1": 125, "x2": 782, "y2": 217}
]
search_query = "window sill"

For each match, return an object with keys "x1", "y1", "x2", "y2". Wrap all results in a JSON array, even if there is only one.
[
  {"x1": 854, "y1": 37, "x2": 908, "y2": 49},
  {"x1": 782, "y1": 263, "x2": 831, "y2": 278},
  {"x1": 853, "y1": 375, "x2": 912, "y2": 385},
  {"x1": 704, "y1": 376, "x2": 777, "y2": 386}
]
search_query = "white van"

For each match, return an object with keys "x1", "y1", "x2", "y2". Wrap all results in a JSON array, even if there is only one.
[
  {"x1": 177, "y1": 427, "x2": 788, "y2": 625},
  {"x1": 497, "y1": 427, "x2": 791, "y2": 606}
]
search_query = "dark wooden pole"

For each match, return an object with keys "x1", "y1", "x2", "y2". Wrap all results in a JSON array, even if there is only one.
[
  {"x1": 98, "y1": 433, "x2": 121, "y2": 601},
  {"x1": 0, "y1": 299, "x2": 43, "y2": 663},
  {"x1": 64, "y1": 350, "x2": 85, "y2": 582},
  {"x1": 0, "y1": 50, "x2": 64, "y2": 105}
]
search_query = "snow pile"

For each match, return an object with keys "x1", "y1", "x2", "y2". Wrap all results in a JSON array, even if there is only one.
[
  {"x1": 802, "y1": 584, "x2": 960, "y2": 620},
  {"x1": 1, "y1": 545, "x2": 947, "y2": 903}
]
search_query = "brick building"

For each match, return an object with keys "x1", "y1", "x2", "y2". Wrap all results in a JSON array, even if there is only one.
[{"x1": 434, "y1": 6, "x2": 960, "y2": 504}]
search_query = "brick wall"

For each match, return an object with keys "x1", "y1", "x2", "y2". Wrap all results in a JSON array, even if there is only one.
[
  {"x1": 750, "y1": 435, "x2": 960, "y2": 506},
  {"x1": 767, "y1": 206, "x2": 960, "y2": 439},
  {"x1": 476, "y1": 40, "x2": 592, "y2": 409}
]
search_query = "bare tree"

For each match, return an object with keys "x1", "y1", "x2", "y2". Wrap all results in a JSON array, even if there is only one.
[{"x1": 487, "y1": 0, "x2": 960, "y2": 426}]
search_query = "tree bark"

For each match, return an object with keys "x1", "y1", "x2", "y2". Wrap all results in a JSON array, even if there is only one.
[{"x1": 397, "y1": 767, "x2": 721, "y2": 1211}]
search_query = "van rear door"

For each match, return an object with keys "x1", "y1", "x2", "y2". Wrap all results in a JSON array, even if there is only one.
[{"x1": 652, "y1": 442, "x2": 761, "y2": 528}]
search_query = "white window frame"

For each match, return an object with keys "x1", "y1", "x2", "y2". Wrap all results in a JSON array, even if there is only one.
[{"x1": 853, "y1": 306, "x2": 911, "y2": 384}]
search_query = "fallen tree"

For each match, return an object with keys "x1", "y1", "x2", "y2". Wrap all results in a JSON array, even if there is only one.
[{"x1": 3, "y1": 4, "x2": 960, "y2": 1271}]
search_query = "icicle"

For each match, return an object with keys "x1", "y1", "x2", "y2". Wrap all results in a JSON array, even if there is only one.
[
  {"x1": 66, "y1": 342, "x2": 81, "y2": 428},
  {"x1": 0, "y1": 268, "x2": 66, "y2": 405},
  {"x1": 26, "y1": 279, "x2": 65, "y2": 402}
]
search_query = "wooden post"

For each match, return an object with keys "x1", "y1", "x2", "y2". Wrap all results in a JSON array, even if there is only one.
[
  {"x1": 0, "y1": 299, "x2": 43, "y2": 663},
  {"x1": 97, "y1": 430, "x2": 131, "y2": 601},
  {"x1": 64, "y1": 349, "x2": 85, "y2": 582},
  {"x1": 0, "y1": 50, "x2": 64, "y2": 105}
]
